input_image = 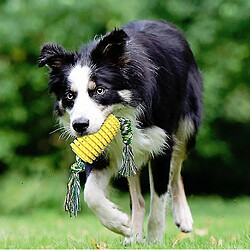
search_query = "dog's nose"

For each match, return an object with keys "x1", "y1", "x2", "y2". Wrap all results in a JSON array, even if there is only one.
[{"x1": 72, "y1": 118, "x2": 89, "y2": 133}]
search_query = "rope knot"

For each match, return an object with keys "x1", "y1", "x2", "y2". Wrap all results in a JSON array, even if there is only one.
[
  {"x1": 119, "y1": 117, "x2": 133, "y2": 145},
  {"x1": 117, "y1": 117, "x2": 137, "y2": 177}
]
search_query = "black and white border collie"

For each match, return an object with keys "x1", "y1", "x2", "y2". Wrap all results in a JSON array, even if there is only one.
[{"x1": 38, "y1": 20, "x2": 202, "y2": 243}]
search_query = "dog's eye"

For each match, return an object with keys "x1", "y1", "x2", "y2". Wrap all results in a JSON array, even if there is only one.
[
  {"x1": 96, "y1": 87, "x2": 106, "y2": 96},
  {"x1": 66, "y1": 92, "x2": 74, "y2": 100}
]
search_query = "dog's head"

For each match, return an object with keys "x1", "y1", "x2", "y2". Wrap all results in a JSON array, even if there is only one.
[{"x1": 39, "y1": 29, "x2": 137, "y2": 138}]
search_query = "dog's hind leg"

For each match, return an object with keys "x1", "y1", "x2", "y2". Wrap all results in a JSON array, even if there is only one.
[
  {"x1": 170, "y1": 118, "x2": 195, "y2": 233},
  {"x1": 170, "y1": 144, "x2": 193, "y2": 232},
  {"x1": 84, "y1": 167, "x2": 132, "y2": 237},
  {"x1": 124, "y1": 172, "x2": 145, "y2": 244},
  {"x1": 146, "y1": 144, "x2": 173, "y2": 243}
]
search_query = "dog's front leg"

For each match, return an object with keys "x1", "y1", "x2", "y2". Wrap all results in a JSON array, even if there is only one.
[{"x1": 84, "y1": 167, "x2": 132, "y2": 237}]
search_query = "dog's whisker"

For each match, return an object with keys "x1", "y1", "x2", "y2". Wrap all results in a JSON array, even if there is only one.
[
  {"x1": 49, "y1": 127, "x2": 64, "y2": 135},
  {"x1": 59, "y1": 130, "x2": 68, "y2": 140},
  {"x1": 58, "y1": 126, "x2": 72, "y2": 141},
  {"x1": 65, "y1": 132, "x2": 73, "y2": 141},
  {"x1": 53, "y1": 123, "x2": 62, "y2": 128}
]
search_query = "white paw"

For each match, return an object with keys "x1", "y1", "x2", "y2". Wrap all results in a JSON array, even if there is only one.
[
  {"x1": 123, "y1": 237, "x2": 133, "y2": 245},
  {"x1": 123, "y1": 233, "x2": 144, "y2": 245},
  {"x1": 173, "y1": 204, "x2": 193, "y2": 233},
  {"x1": 98, "y1": 208, "x2": 132, "y2": 237},
  {"x1": 146, "y1": 232, "x2": 164, "y2": 243},
  {"x1": 146, "y1": 221, "x2": 165, "y2": 243}
]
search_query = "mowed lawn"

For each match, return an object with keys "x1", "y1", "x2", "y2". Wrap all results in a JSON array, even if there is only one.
[{"x1": 0, "y1": 194, "x2": 249, "y2": 249}]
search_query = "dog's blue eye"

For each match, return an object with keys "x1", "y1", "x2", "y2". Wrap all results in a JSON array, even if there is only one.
[
  {"x1": 96, "y1": 87, "x2": 106, "y2": 95},
  {"x1": 66, "y1": 92, "x2": 74, "y2": 100}
]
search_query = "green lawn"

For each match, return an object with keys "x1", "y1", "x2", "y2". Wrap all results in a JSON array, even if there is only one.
[{"x1": 0, "y1": 194, "x2": 249, "y2": 249}]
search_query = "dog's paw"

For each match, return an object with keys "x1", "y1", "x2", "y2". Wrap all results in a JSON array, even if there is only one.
[
  {"x1": 99, "y1": 209, "x2": 132, "y2": 237},
  {"x1": 123, "y1": 233, "x2": 144, "y2": 245},
  {"x1": 173, "y1": 204, "x2": 193, "y2": 233},
  {"x1": 146, "y1": 220, "x2": 165, "y2": 243},
  {"x1": 118, "y1": 212, "x2": 132, "y2": 237},
  {"x1": 146, "y1": 232, "x2": 164, "y2": 243}
]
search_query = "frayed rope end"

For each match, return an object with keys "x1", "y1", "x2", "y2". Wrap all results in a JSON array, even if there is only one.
[{"x1": 64, "y1": 156, "x2": 85, "y2": 217}]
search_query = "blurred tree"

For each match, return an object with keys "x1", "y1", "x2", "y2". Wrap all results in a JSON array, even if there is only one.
[{"x1": 0, "y1": 0, "x2": 249, "y2": 196}]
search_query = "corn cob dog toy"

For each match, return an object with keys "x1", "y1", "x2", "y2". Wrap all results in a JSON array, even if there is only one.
[{"x1": 64, "y1": 114, "x2": 137, "y2": 217}]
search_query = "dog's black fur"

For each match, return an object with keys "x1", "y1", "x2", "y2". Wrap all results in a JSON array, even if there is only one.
[
  {"x1": 39, "y1": 19, "x2": 202, "y2": 196},
  {"x1": 39, "y1": 20, "x2": 202, "y2": 239}
]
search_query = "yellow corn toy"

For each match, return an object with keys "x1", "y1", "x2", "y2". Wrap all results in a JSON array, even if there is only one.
[{"x1": 70, "y1": 114, "x2": 120, "y2": 164}]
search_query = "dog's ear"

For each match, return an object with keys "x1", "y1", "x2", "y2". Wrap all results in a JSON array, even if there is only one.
[
  {"x1": 38, "y1": 43, "x2": 74, "y2": 69},
  {"x1": 91, "y1": 29, "x2": 129, "y2": 67}
]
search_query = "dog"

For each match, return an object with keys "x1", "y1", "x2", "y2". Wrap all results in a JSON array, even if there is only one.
[{"x1": 38, "y1": 20, "x2": 202, "y2": 243}]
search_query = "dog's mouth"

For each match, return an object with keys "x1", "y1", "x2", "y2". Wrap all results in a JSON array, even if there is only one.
[
  {"x1": 73, "y1": 131, "x2": 87, "y2": 138},
  {"x1": 71, "y1": 126, "x2": 102, "y2": 138}
]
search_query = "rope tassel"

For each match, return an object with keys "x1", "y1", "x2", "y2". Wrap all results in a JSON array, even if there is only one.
[
  {"x1": 64, "y1": 156, "x2": 85, "y2": 217},
  {"x1": 117, "y1": 117, "x2": 138, "y2": 177}
]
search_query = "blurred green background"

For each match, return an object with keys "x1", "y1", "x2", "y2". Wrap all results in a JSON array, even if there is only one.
[{"x1": 0, "y1": 0, "x2": 249, "y2": 215}]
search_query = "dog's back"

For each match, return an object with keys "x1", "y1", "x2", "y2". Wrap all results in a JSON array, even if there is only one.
[{"x1": 123, "y1": 20, "x2": 202, "y2": 132}]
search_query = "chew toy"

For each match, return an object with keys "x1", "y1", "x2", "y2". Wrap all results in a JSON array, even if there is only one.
[
  {"x1": 70, "y1": 114, "x2": 120, "y2": 164},
  {"x1": 64, "y1": 114, "x2": 137, "y2": 217}
]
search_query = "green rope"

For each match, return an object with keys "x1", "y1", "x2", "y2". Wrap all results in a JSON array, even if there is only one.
[
  {"x1": 64, "y1": 156, "x2": 85, "y2": 217},
  {"x1": 117, "y1": 117, "x2": 137, "y2": 177}
]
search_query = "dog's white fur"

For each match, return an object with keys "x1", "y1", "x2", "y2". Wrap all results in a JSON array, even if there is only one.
[
  {"x1": 146, "y1": 162, "x2": 169, "y2": 242},
  {"x1": 67, "y1": 65, "x2": 112, "y2": 136},
  {"x1": 61, "y1": 64, "x2": 194, "y2": 242},
  {"x1": 117, "y1": 89, "x2": 133, "y2": 103},
  {"x1": 170, "y1": 118, "x2": 194, "y2": 233}
]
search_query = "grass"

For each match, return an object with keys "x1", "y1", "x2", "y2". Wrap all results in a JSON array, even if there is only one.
[
  {"x1": 0, "y1": 194, "x2": 249, "y2": 249},
  {"x1": 0, "y1": 172, "x2": 249, "y2": 248}
]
